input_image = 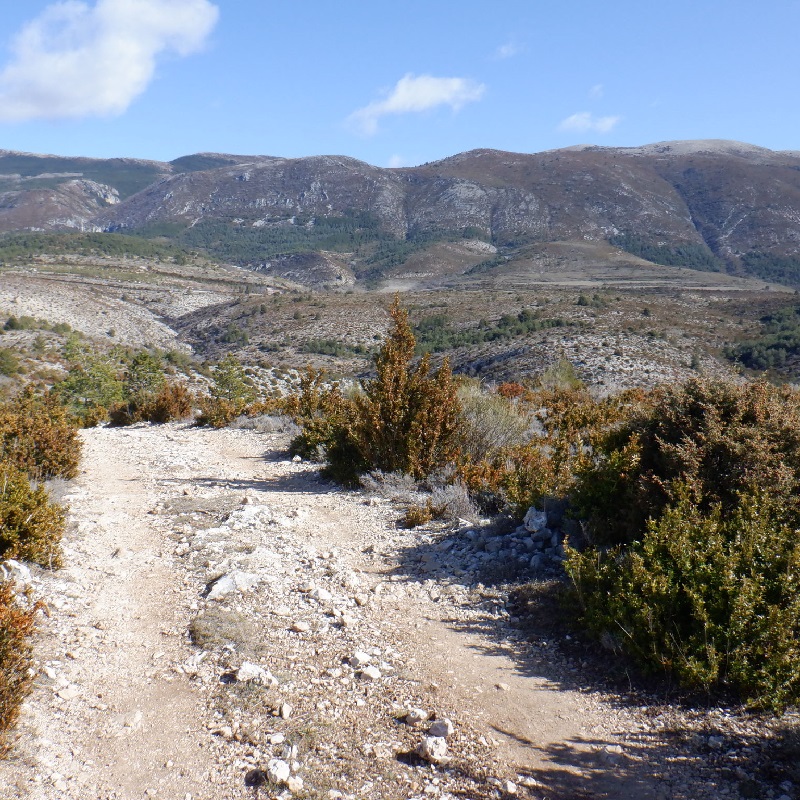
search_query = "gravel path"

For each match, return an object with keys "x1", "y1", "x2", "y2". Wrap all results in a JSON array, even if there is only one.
[{"x1": 1, "y1": 424, "x2": 795, "y2": 799}]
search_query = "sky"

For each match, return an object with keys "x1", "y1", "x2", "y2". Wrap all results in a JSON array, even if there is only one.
[{"x1": 0, "y1": 0, "x2": 798, "y2": 167}]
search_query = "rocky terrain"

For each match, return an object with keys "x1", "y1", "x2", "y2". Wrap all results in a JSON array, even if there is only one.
[
  {"x1": 2, "y1": 422, "x2": 797, "y2": 800},
  {"x1": 3, "y1": 140, "x2": 800, "y2": 289}
]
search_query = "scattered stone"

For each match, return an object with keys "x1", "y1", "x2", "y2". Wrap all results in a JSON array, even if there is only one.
[
  {"x1": 267, "y1": 758, "x2": 291, "y2": 784},
  {"x1": 236, "y1": 662, "x2": 278, "y2": 686},
  {"x1": 349, "y1": 651, "x2": 371, "y2": 668},
  {"x1": 268, "y1": 733, "x2": 286, "y2": 745},
  {"x1": 206, "y1": 570, "x2": 260, "y2": 600},
  {"x1": 405, "y1": 708, "x2": 429, "y2": 725},
  {"x1": 310, "y1": 586, "x2": 333, "y2": 602},
  {"x1": 495, "y1": 682, "x2": 510, "y2": 691},
  {"x1": 428, "y1": 718, "x2": 454, "y2": 738},
  {"x1": 286, "y1": 776, "x2": 305, "y2": 793},
  {"x1": 280, "y1": 703, "x2": 293, "y2": 719},
  {"x1": 291, "y1": 621, "x2": 311, "y2": 633},
  {"x1": 0, "y1": 559, "x2": 32, "y2": 587},
  {"x1": 359, "y1": 665, "x2": 382, "y2": 680},
  {"x1": 523, "y1": 508, "x2": 548, "y2": 533},
  {"x1": 292, "y1": 455, "x2": 302, "y2": 463},
  {"x1": 417, "y1": 736, "x2": 449, "y2": 764},
  {"x1": 56, "y1": 685, "x2": 80, "y2": 701}
]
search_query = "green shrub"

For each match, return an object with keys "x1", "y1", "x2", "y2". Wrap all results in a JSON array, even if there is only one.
[
  {"x1": 567, "y1": 488, "x2": 800, "y2": 712},
  {"x1": 567, "y1": 377, "x2": 800, "y2": 711},
  {"x1": 55, "y1": 352, "x2": 124, "y2": 425},
  {"x1": 0, "y1": 349, "x2": 20, "y2": 378},
  {"x1": 0, "y1": 389, "x2": 81, "y2": 480},
  {"x1": 0, "y1": 465, "x2": 65, "y2": 568},
  {"x1": 0, "y1": 580, "x2": 40, "y2": 753},
  {"x1": 573, "y1": 378, "x2": 800, "y2": 547}
]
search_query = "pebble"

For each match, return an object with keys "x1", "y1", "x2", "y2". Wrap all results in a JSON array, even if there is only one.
[
  {"x1": 349, "y1": 651, "x2": 371, "y2": 668},
  {"x1": 359, "y1": 666, "x2": 382, "y2": 681},
  {"x1": 236, "y1": 662, "x2": 278, "y2": 686},
  {"x1": 310, "y1": 586, "x2": 333, "y2": 602},
  {"x1": 286, "y1": 776, "x2": 305, "y2": 793},
  {"x1": 267, "y1": 758, "x2": 291, "y2": 784},
  {"x1": 417, "y1": 736, "x2": 449, "y2": 764},
  {"x1": 428, "y1": 718, "x2": 454, "y2": 738},
  {"x1": 406, "y1": 708, "x2": 429, "y2": 725},
  {"x1": 280, "y1": 703, "x2": 293, "y2": 719},
  {"x1": 292, "y1": 621, "x2": 311, "y2": 633}
]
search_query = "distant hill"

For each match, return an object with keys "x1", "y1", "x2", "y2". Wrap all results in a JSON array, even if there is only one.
[{"x1": 2, "y1": 141, "x2": 800, "y2": 288}]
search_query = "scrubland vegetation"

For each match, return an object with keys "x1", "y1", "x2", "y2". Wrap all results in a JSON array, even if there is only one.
[
  {"x1": 283, "y1": 300, "x2": 800, "y2": 713},
  {"x1": 3, "y1": 287, "x2": 800, "y2": 758}
]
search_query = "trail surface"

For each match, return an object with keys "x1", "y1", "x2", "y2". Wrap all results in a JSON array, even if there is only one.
[{"x1": 1, "y1": 424, "x2": 780, "y2": 799}]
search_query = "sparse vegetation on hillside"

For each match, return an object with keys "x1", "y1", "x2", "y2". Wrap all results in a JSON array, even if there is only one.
[
  {"x1": 0, "y1": 232, "x2": 194, "y2": 264},
  {"x1": 610, "y1": 233, "x2": 723, "y2": 271}
]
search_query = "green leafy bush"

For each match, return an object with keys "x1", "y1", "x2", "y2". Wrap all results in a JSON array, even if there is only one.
[
  {"x1": 567, "y1": 488, "x2": 800, "y2": 711},
  {"x1": 0, "y1": 580, "x2": 40, "y2": 753},
  {"x1": 196, "y1": 354, "x2": 258, "y2": 428},
  {"x1": 0, "y1": 465, "x2": 65, "y2": 568},
  {"x1": 567, "y1": 377, "x2": 800, "y2": 711}
]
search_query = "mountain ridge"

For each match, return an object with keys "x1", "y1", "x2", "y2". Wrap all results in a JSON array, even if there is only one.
[{"x1": 3, "y1": 139, "x2": 800, "y2": 288}]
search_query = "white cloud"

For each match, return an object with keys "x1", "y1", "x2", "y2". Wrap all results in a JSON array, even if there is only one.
[
  {"x1": 348, "y1": 73, "x2": 486, "y2": 136},
  {"x1": 589, "y1": 83, "x2": 604, "y2": 100},
  {"x1": 494, "y1": 41, "x2": 522, "y2": 59},
  {"x1": 558, "y1": 111, "x2": 621, "y2": 134},
  {"x1": 0, "y1": 0, "x2": 219, "y2": 122},
  {"x1": 387, "y1": 154, "x2": 406, "y2": 168}
]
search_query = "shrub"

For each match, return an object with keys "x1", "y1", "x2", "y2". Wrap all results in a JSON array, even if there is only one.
[
  {"x1": 573, "y1": 378, "x2": 800, "y2": 547},
  {"x1": 0, "y1": 465, "x2": 65, "y2": 568},
  {"x1": 285, "y1": 368, "x2": 358, "y2": 462},
  {"x1": 288, "y1": 299, "x2": 463, "y2": 484},
  {"x1": 457, "y1": 384, "x2": 530, "y2": 463},
  {"x1": 460, "y1": 386, "x2": 643, "y2": 516},
  {"x1": 566, "y1": 488, "x2": 800, "y2": 712},
  {"x1": 0, "y1": 580, "x2": 40, "y2": 752},
  {"x1": 0, "y1": 388, "x2": 81, "y2": 480},
  {"x1": 109, "y1": 382, "x2": 193, "y2": 425},
  {"x1": 196, "y1": 355, "x2": 258, "y2": 428},
  {"x1": 350, "y1": 298, "x2": 462, "y2": 480},
  {"x1": 55, "y1": 352, "x2": 124, "y2": 425}
]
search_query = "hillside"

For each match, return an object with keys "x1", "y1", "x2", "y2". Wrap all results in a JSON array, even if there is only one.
[{"x1": 3, "y1": 141, "x2": 800, "y2": 288}]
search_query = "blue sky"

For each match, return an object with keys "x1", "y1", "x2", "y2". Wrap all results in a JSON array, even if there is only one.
[{"x1": 0, "y1": 0, "x2": 798, "y2": 166}]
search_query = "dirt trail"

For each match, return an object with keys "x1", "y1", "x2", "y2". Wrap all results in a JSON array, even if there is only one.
[{"x1": 1, "y1": 424, "x2": 670, "y2": 799}]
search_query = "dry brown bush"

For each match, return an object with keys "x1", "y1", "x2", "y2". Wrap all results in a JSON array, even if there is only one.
[
  {"x1": 0, "y1": 388, "x2": 81, "y2": 480},
  {"x1": 0, "y1": 580, "x2": 40, "y2": 754}
]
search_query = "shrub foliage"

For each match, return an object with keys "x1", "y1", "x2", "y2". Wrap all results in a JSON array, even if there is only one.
[
  {"x1": 0, "y1": 580, "x2": 40, "y2": 752},
  {"x1": 0, "y1": 388, "x2": 81, "y2": 480},
  {"x1": 0, "y1": 465, "x2": 65, "y2": 568},
  {"x1": 567, "y1": 378, "x2": 800, "y2": 711},
  {"x1": 288, "y1": 298, "x2": 462, "y2": 484}
]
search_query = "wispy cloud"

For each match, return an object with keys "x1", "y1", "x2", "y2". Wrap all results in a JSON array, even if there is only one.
[
  {"x1": 589, "y1": 83, "x2": 604, "y2": 100},
  {"x1": 494, "y1": 41, "x2": 523, "y2": 60},
  {"x1": 387, "y1": 154, "x2": 406, "y2": 168},
  {"x1": 558, "y1": 111, "x2": 621, "y2": 134},
  {"x1": 348, "y1": 73, "x2": 486, "y2": 136},
  {"x1": 0, "y1": 0, "x2": 219, "y2": 122}
]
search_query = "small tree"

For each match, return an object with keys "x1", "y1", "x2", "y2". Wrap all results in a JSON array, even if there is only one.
[{"x1": 297, "y1": 297, "x2": 463, "y2": 483}]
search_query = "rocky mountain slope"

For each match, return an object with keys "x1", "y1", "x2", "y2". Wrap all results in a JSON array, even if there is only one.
[{"x1": 3, "y1": 141, "x2": 800, "y2": 287}]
